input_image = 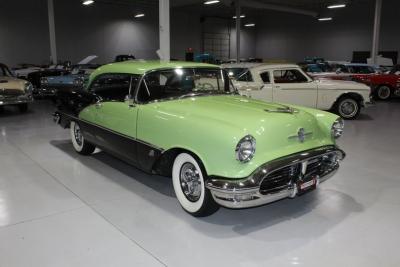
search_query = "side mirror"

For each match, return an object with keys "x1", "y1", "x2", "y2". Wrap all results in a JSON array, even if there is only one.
[{"x1": 336, "y1": 69, "x2": 342, "y2": 74}]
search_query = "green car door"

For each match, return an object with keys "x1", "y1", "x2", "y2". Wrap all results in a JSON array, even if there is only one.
[{"x1": 81, "y1": 73, "x2": 140, "y2": 165}]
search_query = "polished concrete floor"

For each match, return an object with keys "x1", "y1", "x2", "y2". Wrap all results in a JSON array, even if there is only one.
[{"x1": 0, "y1": 99, "x2": 399, "y2": 267}]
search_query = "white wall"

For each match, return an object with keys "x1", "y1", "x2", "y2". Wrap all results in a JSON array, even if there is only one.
[
  {"x1": 0, "y1": 0, "x2": 399, "y2": 67},
  {"x1": 254, "y1": 0, "x2": 400, "y2": 62},
  {"x1": 171, "y1": 9, "x2": 256, "y2": 60},
  {"x1": 0, "y1": 0, "x2": 50, "y2": 66},
  {"x1": 54, "y1": 0, "x2": 159, "y2": 64}
]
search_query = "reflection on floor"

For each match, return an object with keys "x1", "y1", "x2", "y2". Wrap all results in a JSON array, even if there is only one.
[{"x1": 0, "y1": 99, "x2": 399, "y2": 267}]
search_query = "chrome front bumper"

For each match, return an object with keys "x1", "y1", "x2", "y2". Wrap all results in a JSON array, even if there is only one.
[
  {"x1": 37, "y1": 87, "x2": 57, "y2": 97},
  {"x1": 206, "y1": 146, "x2": 345, "y2": 209},
  {"x1": 0, "y1": 94, "x2": 33, "y2": 106}
]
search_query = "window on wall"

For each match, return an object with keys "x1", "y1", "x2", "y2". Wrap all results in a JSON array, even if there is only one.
[
  {"x1": 273, "y1": 69, "x2": 308, "y2": 83},
  {"x1": 90, "y1": 74, "x2": 138, "y2": 102}
]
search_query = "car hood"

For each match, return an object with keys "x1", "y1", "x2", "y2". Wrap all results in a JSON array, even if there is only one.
[
  {"x1": 316, "y1": 78, "x2": 370, "y2": 91},
  {"x1": 150, "y1": 95, "x2": 335, "y2": 165},
  {"x1": 0, "y1": 76, "x2": 27, "y2": 91}
]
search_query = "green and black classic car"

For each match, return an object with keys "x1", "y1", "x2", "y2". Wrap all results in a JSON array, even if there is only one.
[{"x1": 54, "y1": 60, "x2": 345, "y2": 217}]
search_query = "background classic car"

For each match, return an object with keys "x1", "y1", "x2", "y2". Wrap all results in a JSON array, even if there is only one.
[
  {"x1": 54, "y1": 61, "x2": 345, "y2": 217},
  {"x1": 353, "y1": 64, "x2": 400, "y2": 100},
  {"x1": 0, "y1": 63, "x2": 33, "y2": 112},
  {"x1": 309, "y1": 63, "x2": 379, "y2": 81},
  {"x1": 222, "y1": 63, "x2": 372, "y2": 119},
  {"x1": 39, "y1": 64, "x2": 100, "y2": 98}
]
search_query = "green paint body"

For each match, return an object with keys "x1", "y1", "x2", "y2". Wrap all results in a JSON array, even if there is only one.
[{"x1": 80, "y1": 61, "x2": 339, "y2": 179}]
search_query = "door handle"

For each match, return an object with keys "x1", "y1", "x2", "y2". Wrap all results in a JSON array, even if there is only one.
[{"x1": 275, "y1": 85, "x2": 281, "y2": 89}]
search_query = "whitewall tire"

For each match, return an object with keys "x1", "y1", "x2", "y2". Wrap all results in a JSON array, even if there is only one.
[
  {"x1": 172, "y1": 153, "x2": 218, "y2": 217},
  {"x1": 336, "y1": 97, "x2": 360, "y2": 120},
  {"x1": 70, "y1": 121, "x2": 95, "y2": 155}
]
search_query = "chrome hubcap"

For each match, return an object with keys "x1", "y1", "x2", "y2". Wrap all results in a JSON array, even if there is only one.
[
  {"x1": 340, "y1": 100, "x2": 357, "y2": 117},
  {"x1": 73, "y1": 123, "x2": 83, "y2": 146},
  {"x1": 180, "y1": 162, "x2": 202, "y2": 202}
]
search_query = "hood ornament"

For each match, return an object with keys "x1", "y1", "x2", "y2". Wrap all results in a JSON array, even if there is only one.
[
  {"x1": 264, "y1": 105, "x2": 298, "y2": 114},
  {"x1": 288, "y1": 128, "x2": 313, "y2": 143}
]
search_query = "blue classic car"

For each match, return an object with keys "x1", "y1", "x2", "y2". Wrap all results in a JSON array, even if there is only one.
[{"x1": 38, "y1": 64, "x2": 99, "y2": 98}]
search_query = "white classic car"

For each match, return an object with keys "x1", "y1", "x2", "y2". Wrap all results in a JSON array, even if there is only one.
[{"x1": 222, "y1": 63, "x2": 372, "y2": 119}]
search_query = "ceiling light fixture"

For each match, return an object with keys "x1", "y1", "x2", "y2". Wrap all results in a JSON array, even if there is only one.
[
  {"x1": 233, "y1": 15, "x2": 246, "y2": 19},
  {"x1": 327, "y1": 4, "x2": 346, "y2": 9},
  {"x1": 318, "y1": 17, "x2": 333, "y2": 21},
  {"x1": 204, "y1": 0, "x2": 220, "y2": 5},
  {"x1": 82, "y1": 0, "x2": 94, "y2": 6},
  {"x1": 134, "y1": 13, "x2": 145, "y2": 18},
  {"x1": 244, "y1": 23, "x2": 256, "y2": 27}
]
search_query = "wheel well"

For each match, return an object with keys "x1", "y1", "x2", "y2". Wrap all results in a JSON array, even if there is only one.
[
  {"x1": 152, "y1": 148, "x2": 208, "y2": 178},
  {"x1": 332, "y1": 92, "x2": 364, "y2": 109},
  {"x1": 376, "y1": 84, "x2": 393, "y2": 90}
]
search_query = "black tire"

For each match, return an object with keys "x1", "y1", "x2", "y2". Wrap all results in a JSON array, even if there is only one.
[
  {"x1": 334, "y1": 97, "x2": 361, "y2": 120},
  {"x1": 172, "y1": 153, "x2": 219, "y2": 217},
  {"x1": 18, "y1": 103, "x2": 28, "y2": 113},
  {"x1": 70, "y1": 121, "x2": 96, "y2": 155},
  {"x1": 376, "y1": 85, "x2": 392, "y2": 100}
]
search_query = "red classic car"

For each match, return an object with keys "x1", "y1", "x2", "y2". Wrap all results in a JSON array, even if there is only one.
[
  {"x1": 310, "y1": 63, "x2": 378, "y2": 82},
  {"x1": 354, "y1": 65, "x2": 400, "y2": 100}
]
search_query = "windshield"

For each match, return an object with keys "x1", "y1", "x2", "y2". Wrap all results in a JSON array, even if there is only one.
[
  {"x1": 0, "y1": 65, "x2": 13, "y2": 77},
  {"x1": 349, "y1": 66, "x2": 375, "y2": 74},
  {"x1": 137, "y1": 68, "x2": 235, "y2": 103},
  {"x1": 225, "y1": 68, "x2": 247, "y2": 79}
]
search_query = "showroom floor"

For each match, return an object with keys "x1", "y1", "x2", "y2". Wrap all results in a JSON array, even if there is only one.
[{"x1": 0, "y1": 99, "x2": 399, "y2": 267}]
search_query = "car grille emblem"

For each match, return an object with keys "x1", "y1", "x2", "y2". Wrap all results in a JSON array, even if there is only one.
[
  {"x1": 298, "y1": 128, "x2": 306, "y2": 142},
  {"x1": 288, "y1": 128, "x2": 313, "y2": 143}
]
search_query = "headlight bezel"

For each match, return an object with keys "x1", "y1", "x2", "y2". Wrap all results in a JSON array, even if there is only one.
[
  {"x1": 235, "y1": 135, "x2": 256, "y2": 163},
  {"x1": 331, "y1": 118, "x2": 344, "y2": 139}
]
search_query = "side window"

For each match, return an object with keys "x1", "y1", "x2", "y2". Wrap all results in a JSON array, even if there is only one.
[
  {"x1": 273, "y1": 69, "x2": 308, "y2": 83},
  {"x1": 260, "y1": 72, "x2": 270, "y2": 83},
  {"x1": 90, "y1": 74, "x2": 133, "y2": 102},
  {"x1": 237, "y1": 70, "x2": 254, "y2": 82},
  {"x1": 338, "y1": 65, "x2": 349, "y2": 73}
]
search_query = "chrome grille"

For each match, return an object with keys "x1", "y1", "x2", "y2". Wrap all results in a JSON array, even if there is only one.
[
  {"x1": 259, "y1": 163, "x2": 300, "y2": 195},
  {"x1": 0, "y1": 89, "x2": 24, "y2": 96},
  {"x1": 259, "y1": 153, "x2": 338, "y2": 195}
]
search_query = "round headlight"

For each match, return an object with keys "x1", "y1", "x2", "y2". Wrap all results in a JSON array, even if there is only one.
[
  {"x1": 235, "y1": 135, "x2": 256, "y2": 163},
  {"x1": 331, "y1": 118, "x2": 344, "y2": 139}
]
